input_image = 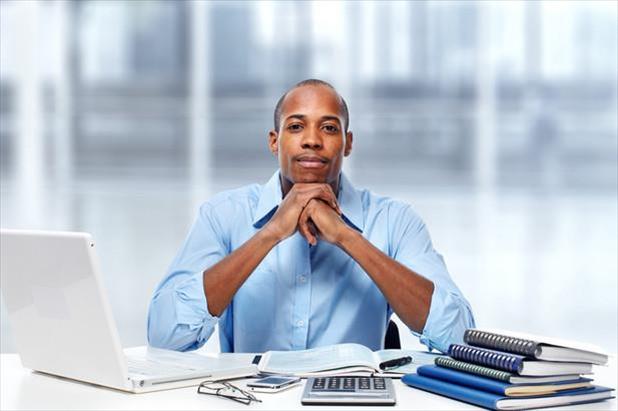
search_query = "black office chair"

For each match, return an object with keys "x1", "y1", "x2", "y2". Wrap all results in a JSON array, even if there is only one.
[{"x1": 384, "y1": 320, "x2": 401, "y2": 349}]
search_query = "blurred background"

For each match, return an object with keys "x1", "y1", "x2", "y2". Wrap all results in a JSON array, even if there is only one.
[{"x1": 1, "y1": 0, "x2": 616, "y2": 354}]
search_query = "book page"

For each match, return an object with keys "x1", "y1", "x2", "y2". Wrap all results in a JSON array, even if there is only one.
[{"x1": 259, "y1": 343, "x2": 376, "y2": 374}]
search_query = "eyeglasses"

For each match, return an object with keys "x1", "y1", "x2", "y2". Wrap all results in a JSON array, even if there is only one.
[{"x1": 197, "y1": 380, "x2": 262, "y2": 405}]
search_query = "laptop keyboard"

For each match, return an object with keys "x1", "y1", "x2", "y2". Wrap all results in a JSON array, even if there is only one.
[{"x1": 127, "y1": 357, "x2": 199, "y2": 376}]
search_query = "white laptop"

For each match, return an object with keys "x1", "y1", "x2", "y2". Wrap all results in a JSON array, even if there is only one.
[{"x1": 0, "y1": 229, "x2": 257, "y2": 393}]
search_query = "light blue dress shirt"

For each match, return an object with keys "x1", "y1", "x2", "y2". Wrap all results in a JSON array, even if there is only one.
[{"x1": 148, "y1": 170, "x2": 475, "y2": 353}]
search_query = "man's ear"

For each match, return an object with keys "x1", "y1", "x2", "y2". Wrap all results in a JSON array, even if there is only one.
[
  {"x1": 344, "y1": 131, "x2": 353, "y2": 157},
  {"x1": 268, "y1": 130, "x2": 279, "y2": 156}
]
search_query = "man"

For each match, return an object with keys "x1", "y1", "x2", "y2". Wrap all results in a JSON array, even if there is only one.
[{"x1": 148, "y1": 79, "x2": 475, "y2": 353}]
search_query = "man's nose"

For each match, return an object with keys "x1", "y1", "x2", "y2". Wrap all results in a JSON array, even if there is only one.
[{"x1": 300, "y1": 128, "x2": 323, "y2": 149}]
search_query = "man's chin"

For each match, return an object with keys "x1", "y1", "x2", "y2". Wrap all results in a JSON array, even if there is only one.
[
  {"x1": 296, "y1": 176, "x2": 326, "y2": 184},
  {"x1": 291, "y1": 172, "x2": 328, "y2": 184}
]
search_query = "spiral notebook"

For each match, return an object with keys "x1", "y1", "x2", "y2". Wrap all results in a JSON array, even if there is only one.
[
  {"x1": 416, "y1": 365, "x2": 593, "y2": 397},
  {"x1": 434, "y1": 357, "x2": 584, "y2": 384},
  {"x1": 464, "y1": 329, "x2": 608, "y2": 365},
  {"x1": 447, "y1": 344, "x2": 593, "y2": 376}
]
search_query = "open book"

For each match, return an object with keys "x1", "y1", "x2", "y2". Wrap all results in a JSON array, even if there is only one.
[{"x1": 256, "y1": 343, "x2": 440, "y2": 377}]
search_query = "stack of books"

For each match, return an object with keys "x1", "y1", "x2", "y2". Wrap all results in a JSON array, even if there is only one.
[{"x1": 403, "y1": 329, "x2": 615, "y2": 410}]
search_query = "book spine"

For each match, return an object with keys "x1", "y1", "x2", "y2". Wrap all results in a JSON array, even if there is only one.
[
  {"x1": 448, "y1": 344, "x2": 523, "y2": 374},
  {"x1": 435, "y1": 357, "x2": 512, "y2": 382},
  {"x1": 464, "y1": 329, "x2": 538, "y2": 357}
]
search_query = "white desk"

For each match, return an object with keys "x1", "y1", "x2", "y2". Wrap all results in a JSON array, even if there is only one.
[{"x1": 1, "y1": 353, "x2": 615, "y2": 410}]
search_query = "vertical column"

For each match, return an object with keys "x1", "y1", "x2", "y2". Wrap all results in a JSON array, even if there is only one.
[
  {"x1": 338, "y1": 2, "x2": 356, "y2": 179},
  {"x1": 524, "y1": 1, "x2": 542, "y2": 84},
  {"x1": 189, "y1": 0, "x2": 212, "y2": 210},
  {"x1": 14, "y1": 0, "x2": 45, "y2": 227},
  {"x1": 474, "y1": 1, "x2": 496, "y2": 193},
  {"x1": 410, "y1": 1, "x2": 428, "y2": 81},
  {"x1": 474, "y1": 2, "x2": 498, "y2": 312},
  {"x1": 53, "y1": 0, "x2": 75, "y2": 229}
]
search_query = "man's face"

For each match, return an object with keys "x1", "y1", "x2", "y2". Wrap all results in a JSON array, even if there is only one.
[{"x1": 269, "y1": 85, "x2": 353, "y2": 187}]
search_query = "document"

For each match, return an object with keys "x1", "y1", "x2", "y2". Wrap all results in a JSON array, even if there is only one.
[{"x1": 257, "y1": 343, "x2": 441, "y2": 377}]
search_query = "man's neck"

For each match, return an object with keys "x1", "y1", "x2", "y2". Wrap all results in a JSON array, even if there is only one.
[{"x1": 279, "y1": 174, "x2": 340, "y2": 200}]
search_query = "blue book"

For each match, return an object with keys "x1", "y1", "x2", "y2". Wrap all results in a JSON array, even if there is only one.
[
  {"x1": 434, "y1": 357, "x2": 584, "y2": 384},
  {"x1": 448, "y1": 344, "x2": 593, "y2": 376},
  {"x1": 417, "y1": 365, "x2": 593, "y2": 397},
  {"x1": 402, "y1": 373, "x2": 614, "y2": 410}
]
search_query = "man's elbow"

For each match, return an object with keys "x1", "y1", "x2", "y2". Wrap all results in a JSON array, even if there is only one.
[
  {"x1": 147, "y1": 298, "x2": 187, "y2": 351},
  {"x1": 421, "y1": 290, "x2": 476, "y2": 353},
  {"x1": 147, "y1": 318, "x2": 199, "y2": 352},
  {"x1": 443, "y1": 300, "x2": 475, "y2": 350},
  {"x1": 147, "y1": 308, "x2": 176, "y2": 350}
]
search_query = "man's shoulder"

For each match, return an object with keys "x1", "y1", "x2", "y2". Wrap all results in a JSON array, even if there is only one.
[
  {"x1": 360, "y1": 188, "x2": 415, "y2": 213},
  {"x1": 358, "y1": 187, "x2": 423, "y2": 225},
  {"x1": 200, "y1": 183, "x2": 262, "y2": 213}
]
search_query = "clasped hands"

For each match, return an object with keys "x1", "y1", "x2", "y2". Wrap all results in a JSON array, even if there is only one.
[{"x1": 265, "y1": 183, "x2": 351, "y2": 246}]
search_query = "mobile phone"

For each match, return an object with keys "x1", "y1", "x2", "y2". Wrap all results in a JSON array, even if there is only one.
[{"x1": 246, "y1": 376, "x2": 301, "y2": 392}]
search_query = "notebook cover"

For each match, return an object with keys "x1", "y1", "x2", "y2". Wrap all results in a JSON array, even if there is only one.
[
  {"x1": 402, "y1": 373, "x2": 613, "y2": 411},
  {"x1": 416, "y1": 365, "x2": 592, "y2": 396},
  {"x1": 435, "y1": 357, "x2": 512, "y2": 382}
]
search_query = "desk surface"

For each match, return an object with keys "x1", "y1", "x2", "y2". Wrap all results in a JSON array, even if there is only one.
[{"x1": 1, "y1": 352, "x2": 616, "y2": 410}]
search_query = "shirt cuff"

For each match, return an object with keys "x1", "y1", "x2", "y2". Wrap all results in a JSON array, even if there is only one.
[
  {"x1": 174, "y1": 271, "x2": 219, "y2": 333},
  {"x1": 419, "y1": 284, "x2": 471, "y2": 353}
]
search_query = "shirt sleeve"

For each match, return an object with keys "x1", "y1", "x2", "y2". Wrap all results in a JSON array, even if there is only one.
[
  {"x1": 389, "y1": 202, "x2": 476, "y2": 353},
  {"x1": 147, "y1": 203, "x2": 230, "y2": 351}
]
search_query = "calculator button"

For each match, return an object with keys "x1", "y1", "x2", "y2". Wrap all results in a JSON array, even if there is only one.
[
  {"x1": 327, "y1": 377, "x2": 341, "y2": 390},
  {"x1": 358, "y1": 377, "x2": 371, "y2": 390},
  {"x1": 342, "y1": 377, "x2": 355, "y2": 390},
  {"x1": 373, "y1": 377, "x2": 386, "y2": 390},
  {"x1": 312, "y1": 378, "x2": 326, "y2": 390}
]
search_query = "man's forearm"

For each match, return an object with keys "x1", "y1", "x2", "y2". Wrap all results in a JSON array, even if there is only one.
[
  {"x1": 203, "y1": 226, "x2": 280, "y2": 316},
  {"x1": 337, "y1": 228, "x2": 434, "y2": 333}
]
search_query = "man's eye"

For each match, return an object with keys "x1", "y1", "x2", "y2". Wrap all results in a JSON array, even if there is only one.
[
  {"x1": 324, "y1": 125, "x2": 339, "y2": 133},
  {"x1": 288, "y1": 124, "x2": 303, "y2": 131}
]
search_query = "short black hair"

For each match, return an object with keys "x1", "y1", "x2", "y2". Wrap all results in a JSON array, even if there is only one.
[{"x1": 273, "y1": 79, "x2": 349, "y2": 133}]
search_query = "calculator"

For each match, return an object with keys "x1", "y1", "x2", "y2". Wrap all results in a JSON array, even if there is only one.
[{"x1": 301, "y1": 376, "x2": 396, "y2": 406}]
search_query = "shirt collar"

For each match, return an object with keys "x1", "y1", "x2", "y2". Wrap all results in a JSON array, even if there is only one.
[
  {"x1": 253, "y1": 170, "x2": 283, "y2": 229},
  {"x1": 252, "y1": 170, "x2": 365, "y2": 233}
]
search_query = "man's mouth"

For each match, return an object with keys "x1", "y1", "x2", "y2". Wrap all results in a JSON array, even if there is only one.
[{"x1": 296, "y1": 155, "x2": 329, "y2": 169}]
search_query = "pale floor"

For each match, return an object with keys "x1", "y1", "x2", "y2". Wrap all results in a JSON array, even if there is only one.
[{"x1": 1, "y1": 175, "x2": 617, "y2": 354}]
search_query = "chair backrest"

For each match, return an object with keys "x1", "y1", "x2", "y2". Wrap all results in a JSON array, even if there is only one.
[{"x1": 384, "y1": 320, "x2": 401, "y2": 349}]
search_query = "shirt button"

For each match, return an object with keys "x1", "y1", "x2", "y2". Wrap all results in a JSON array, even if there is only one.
[
  {"x1": 299, "y1": 275, "x2": 307, "y2": 283},
  {"x1": 297, "y1": 320, "x2": 304, "y2": 327}
]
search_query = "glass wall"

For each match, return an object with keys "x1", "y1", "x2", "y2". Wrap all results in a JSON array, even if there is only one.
[{"x1": 1, "y1": 1, "x2": 616, "y2": 353}]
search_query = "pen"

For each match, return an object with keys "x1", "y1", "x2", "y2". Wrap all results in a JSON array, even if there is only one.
[{"x1": 379, "y1": 356, "x2": 412, "y2": 371}]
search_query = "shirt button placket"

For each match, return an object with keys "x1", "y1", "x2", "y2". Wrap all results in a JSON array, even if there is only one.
[{"x1": 292, "y1": 242, "x2": 311, "y2": 350}]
